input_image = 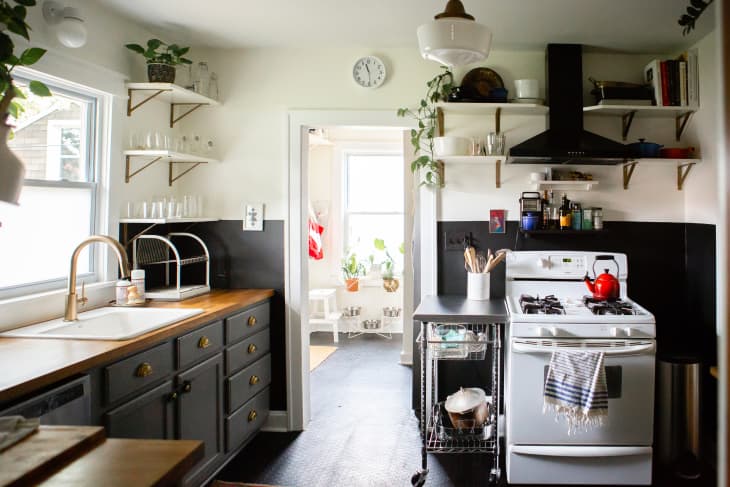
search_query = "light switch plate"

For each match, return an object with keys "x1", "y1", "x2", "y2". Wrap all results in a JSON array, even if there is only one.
[{"x1": 243, "y1": 203, "x2": 264, "y2": 231}]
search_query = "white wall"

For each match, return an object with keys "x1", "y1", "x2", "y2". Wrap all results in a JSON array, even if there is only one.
[{"x1": 173, "y1": 42, "x2": 719, "y2": 225}]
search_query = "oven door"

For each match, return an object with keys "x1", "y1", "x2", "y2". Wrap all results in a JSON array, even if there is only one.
[{"x1": 507, "y1": 338, "x2": 655, "y2": 445}]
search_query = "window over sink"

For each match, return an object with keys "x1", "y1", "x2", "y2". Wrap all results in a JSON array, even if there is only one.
[{"x1": 0, "y1": 70, "x2": 105, "y2": 298}]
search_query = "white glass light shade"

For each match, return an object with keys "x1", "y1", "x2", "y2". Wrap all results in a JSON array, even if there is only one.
[
  {"x1": 417, "y1": 18, "x2": 492, "y2": 66},
  {"x1": 57, "y1": 7, "x2": 86, "y2": 48}
]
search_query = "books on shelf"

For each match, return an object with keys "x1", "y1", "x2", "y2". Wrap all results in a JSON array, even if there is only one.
[{"x1": 643, "y1": 49, "x2": 698, "y2": 108}]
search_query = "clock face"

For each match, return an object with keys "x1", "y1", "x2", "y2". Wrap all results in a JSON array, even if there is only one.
[{"x1": 353, "y1": 56, "x2": 386, "y2": 88}]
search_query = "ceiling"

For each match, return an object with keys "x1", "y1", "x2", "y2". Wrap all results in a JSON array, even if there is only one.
[{"x1": 96, "y1": 0, "x2": 715, "y2": 53}]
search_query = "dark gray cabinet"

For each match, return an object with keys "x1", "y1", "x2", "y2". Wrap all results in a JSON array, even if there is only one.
[
  {"x1": 96, "y1": 298, "x2": 272, "y2": 486},
  {"x1": 104, "y1": 380, "x2": 175, "y2": 440},
  {"x1": 177, "y1": 354, "x2": 224, "y2": 487}
]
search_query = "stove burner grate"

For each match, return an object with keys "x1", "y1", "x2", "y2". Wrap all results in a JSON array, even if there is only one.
[
  {"x1": 519, "y1": 294, "x2": 565, "y2": 315},
  {"x1": 583, "y1": 296, "x2": 637, "y2": 315}
]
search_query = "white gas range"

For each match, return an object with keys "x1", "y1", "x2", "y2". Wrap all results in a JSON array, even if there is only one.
[{"x1": 504, "y1": 251, "x2": 656, "y2": 486}]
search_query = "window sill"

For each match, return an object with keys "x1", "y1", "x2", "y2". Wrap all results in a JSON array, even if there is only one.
[{"x1": 0, "y1": 282, "x2": 115, "y2": 332}]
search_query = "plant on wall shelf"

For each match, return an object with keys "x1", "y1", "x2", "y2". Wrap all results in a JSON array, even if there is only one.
[
  {"x1": 678, "y1": 0, "x2": 714, "y2": 35},
  {"x1": 341, "y1": 250, "x2": 366, "y2": 292},
  {"x1": 397, "y1": 66, "x2": 456, "y2": 187},
  {"x1": 374, "y1": 238, "x2": 404, "y2": 293},
  {"x1": 125, "y1": 39, "x2": 193, "y2": 83},
  {"x1": 0, "y1": 0, "x2": 51, "y2": 205}
]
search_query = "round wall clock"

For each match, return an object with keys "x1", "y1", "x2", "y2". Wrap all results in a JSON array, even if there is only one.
[{"x1": 352, "y1": 56, "x2": 386, "y2": 88}]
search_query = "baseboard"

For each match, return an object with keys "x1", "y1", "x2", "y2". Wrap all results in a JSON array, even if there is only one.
[
  {"x1": 262, "y1": 410, "x2": 289, "y2": 432},
  {"x1": 400, "y1": 350, "x2": 413, "y2": 365}
]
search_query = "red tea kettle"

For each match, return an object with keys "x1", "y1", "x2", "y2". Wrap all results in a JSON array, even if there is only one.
[{"x1": 584, "y1": 255, "x2": 620, "y2": 300}]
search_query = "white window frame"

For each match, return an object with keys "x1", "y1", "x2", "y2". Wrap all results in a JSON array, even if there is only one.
[
  {"x1": 342, "y1": 151, "x2": 404, "y2": 266},
  {"x1": 0, "y1": 69, "x2": 105, "y2": 300}
]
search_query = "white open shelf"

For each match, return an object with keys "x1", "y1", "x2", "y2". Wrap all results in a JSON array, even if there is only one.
[
  {"x1": 583, "y1": 104, "x2": 696, "y2": 117},
  {"x1": 534, "y1": 180, "x2": 599, "y2": 191},
  {"x1": 119, "y1": 217, "x2": 218, "y2": 224},
  {"x1": 435, "y1": 101, "x2": 548, "y2": 115},
  {"x1": 126, "y1": 83, "x2": 220, "y2": 106},
  {"x1": 438, "y1": 155, "x2": 505, "y2": 164},
  {"x1": 123, "y1": 150, "x2": 218, "y2": 164}
]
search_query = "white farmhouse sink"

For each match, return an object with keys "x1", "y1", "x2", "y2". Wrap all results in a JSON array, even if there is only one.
[{"x1": 0, "y1": 307, "x2": 204, "y2": 340}]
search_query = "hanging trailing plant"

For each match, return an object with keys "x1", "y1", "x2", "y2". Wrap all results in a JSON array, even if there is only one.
[
  {"x1": 397, "y1": 66, "x2": 456, "y2": 187},
  {"x1": 678, "y1": 0, "x2": 714, "y2": 35}
]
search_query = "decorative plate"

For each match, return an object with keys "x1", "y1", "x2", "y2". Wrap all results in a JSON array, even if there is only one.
[{"x1": 458, "y1": 67, "x2": 505, "y2": 101}]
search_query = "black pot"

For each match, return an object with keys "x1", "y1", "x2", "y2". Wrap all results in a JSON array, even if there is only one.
[{"x1": 147, "y1": 63, "x2": 175, "y2": 83}]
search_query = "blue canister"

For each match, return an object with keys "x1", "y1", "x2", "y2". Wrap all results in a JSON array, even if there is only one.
[{"x1": 521, "y1": 212, "x2": 540, "y2": 231}]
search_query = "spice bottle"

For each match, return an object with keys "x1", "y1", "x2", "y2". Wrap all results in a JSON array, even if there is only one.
[
  {"x1": 571, "y1": 202, "x2": 582, "y2": 230},
  {"x1": 559, "y1": 194, "x2": 572, "y2": 230},
  {"x1": 593, "y1": 207, "x2": 604, "y2": 230}
]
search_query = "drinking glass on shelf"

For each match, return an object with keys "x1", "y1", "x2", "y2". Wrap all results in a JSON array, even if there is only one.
[
  {"x1": 470, "y1": 137, "x2": 483, "y2": 156},
  {"x1": 143, "y1": 131, "x2": 154, "y2": 150},
  {"x1": 191, "y1": 134, "x2": 202, "y2": 154},
  {"x1": 486, "y1": 132, "x2": 505, "y2": 155},
  {"x1": 196, "y1": 195, "x2": 204, "y2": 217}
]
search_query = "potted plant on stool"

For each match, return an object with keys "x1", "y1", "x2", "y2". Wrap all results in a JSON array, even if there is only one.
[
  {"x1": 125, "y1": 39, "x2": 193, "y2": 83},
  {"x1": 374, "y1": 238, "x2": 404, "y2": 293},
  {"x1": 341, "y1": 251, "x2": 365, "y2": 292}
]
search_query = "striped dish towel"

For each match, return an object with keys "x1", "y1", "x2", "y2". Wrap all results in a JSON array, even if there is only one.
[{"x1": 543, "y1": 350, "x2": 608, "y2": 433}]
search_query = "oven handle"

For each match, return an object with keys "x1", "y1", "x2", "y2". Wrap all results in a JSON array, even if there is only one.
[
  {"x1": 512, "y1": 341, "x2": 655, "y2": 357},
  {"x1": 511, "y1": 445, "x2": 652, "y2": 458}
]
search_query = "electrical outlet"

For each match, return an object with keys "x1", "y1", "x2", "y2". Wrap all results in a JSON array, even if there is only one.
[{"x1": 444, "y1": 231, "x2": 468, "y2": 251}]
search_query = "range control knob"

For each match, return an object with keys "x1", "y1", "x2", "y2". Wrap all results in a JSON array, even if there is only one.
[
  {"x1": 610, "y1": 327, "x2": 621, "y2": 337},
  {"x1": 537, "y1": 258, "x2": 551, "y2": 269},
  {"x1": 625, "y1": 327, "x2": 634, "y2": 337}
]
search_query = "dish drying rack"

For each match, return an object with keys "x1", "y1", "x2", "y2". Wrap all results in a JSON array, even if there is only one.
[{"x1": 132, "y1": 232, "x2": 210, "y2": 301}]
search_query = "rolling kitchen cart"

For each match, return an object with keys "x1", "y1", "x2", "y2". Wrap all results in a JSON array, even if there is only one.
[{"x1": 412, "y1": 296, "x2": 506, "y2": 487}]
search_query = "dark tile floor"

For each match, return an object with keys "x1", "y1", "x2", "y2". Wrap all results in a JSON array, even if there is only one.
[{"x1": 216, "y1": 332, "x2": 716, "y2": 487}]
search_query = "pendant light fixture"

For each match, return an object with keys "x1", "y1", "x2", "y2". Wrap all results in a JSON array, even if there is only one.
[{"x1": 417, "y1": 0, "x2": 492, "y2": 67}]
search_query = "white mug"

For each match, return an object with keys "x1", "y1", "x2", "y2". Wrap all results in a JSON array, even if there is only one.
[
  {"x1": 530, "y1": 171, "x2": 546, "y2": 182},
  {"x1": 514, "y1": 79, "x2": 539, "y2": 99}
]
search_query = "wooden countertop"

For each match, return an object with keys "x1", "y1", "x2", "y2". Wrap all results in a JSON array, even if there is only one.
[
  {"x1": 0, "y1": 426, "x2": 203, "y2": 487},
  {"x1": 0, "y1": 289, "x2": 274, "y2": 404}
]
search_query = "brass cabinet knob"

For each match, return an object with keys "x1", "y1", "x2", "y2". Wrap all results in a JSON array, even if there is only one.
[
  {"x1": 248, "y1": 410, "x2": 257, "y2": 422},
  {"x1": 248, "y1": 316, "x2": 257, "y2": 327},
  {"x1": 247, "y1": 343, "x2": 257, "y2": 354},
  {"x1": 135, "y1": 362, "x2": 153, "y2": 378},
  {"x1": 183, "y1": 381, "x2": 192, "y2": 393},
  {"x1": 198, "y1": 336, "x2": 210, "y2": 349},
  {"x1": 249, "y1": 375, "x2": 259, "y2": 386}
]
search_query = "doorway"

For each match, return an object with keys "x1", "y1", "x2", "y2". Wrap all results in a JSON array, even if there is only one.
[
  {"x1": 286, "y1": 110, "x2": 438, "y2": 431},
  {"x1": 307, "y1": 126, "x2": 406, "y2": 362}
]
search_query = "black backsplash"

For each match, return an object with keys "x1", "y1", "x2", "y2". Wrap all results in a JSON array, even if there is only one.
[
  {"x1": 437, "y1": 220, "x2": 716, "y2": 358},
  {"x1": 121, "y1": 220, "x2": 286, "y2": 410}
]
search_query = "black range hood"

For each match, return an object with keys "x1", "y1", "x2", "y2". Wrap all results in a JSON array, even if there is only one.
[{"x1": 509, "y1": 44, "x2": 628, "y2": 165}]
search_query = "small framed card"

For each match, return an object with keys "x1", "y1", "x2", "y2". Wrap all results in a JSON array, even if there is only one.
[{"x1": 489, "y1": 209, "x2": 505, "y2": 234}]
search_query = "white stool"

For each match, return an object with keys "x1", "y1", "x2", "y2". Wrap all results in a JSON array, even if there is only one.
[{"x1": 308, "y1": 288, "x2": 342, "y2": 343}]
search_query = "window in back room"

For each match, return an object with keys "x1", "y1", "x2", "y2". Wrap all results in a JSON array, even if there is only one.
[
  {"x1": 343, "y1": 152, "x2": 404, "y2": 274},
  {"x1": 0, "y1": 74, "x2": 100, "y2": 297}
]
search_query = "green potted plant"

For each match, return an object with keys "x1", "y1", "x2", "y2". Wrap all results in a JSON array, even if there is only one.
[
  {"x1": 125, "y1": 39, "x2": 193, "y2": 83},
  {"x1": 0, "y1": 0, "x2": 51, "y2": 205},
  {"x1": 397, "y1": 66, "x2": 456, "y2": 187},
  {"x1": 374, "y1": 238, "x2": 404, "y2": 292},
  {"x1": 341, "y1": 250, "x2": 365, "y2": 292}
]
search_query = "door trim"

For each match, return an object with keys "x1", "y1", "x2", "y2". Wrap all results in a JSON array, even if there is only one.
[{"x1": 286, "y1": 110, "x2": 428, "y2": 431}]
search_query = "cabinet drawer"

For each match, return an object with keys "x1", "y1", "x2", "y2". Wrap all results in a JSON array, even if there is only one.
[
  {"x1": 227, "y1": 354, "x2": 271, "y2": 413},
  {"x1": 225, "y1": 302, "x2": 270, "y2": 344},
  {"x1": 105, "y1": 342, "x2": 174, "y2": 404},
  {"x1": 225, "y1": 388, "x2": 269, "y2": 453},
  {"x1": 225, "y1": 328, "x2": 270, "y2": 375},
  {"x1": 177, "y1": 320, "x2": 223, "y2": 369}
]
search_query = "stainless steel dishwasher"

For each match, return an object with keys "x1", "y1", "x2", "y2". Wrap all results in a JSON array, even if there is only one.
[{"x1": 0, "y1": 375, "x2": 91, "y2": 425}]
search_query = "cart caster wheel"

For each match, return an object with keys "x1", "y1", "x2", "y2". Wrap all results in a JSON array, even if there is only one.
[
  {"x1": 411, "y1": 469, "x2": 428, "y2": 486},
  {"x1": 488, "y1": 468, "x2": 501, "y2": 485}
]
